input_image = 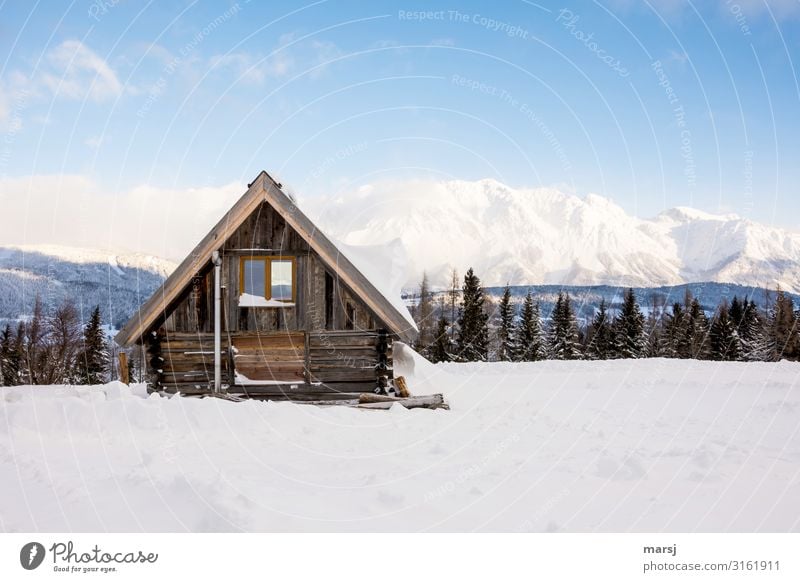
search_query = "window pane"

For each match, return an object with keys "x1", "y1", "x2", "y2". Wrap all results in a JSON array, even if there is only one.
[
  {"x1": 242, "y1": 259, "x2": 266, "y2": 296},
  {"x1": 271, "y1": 260, "x2": 293, "y2": 301}
]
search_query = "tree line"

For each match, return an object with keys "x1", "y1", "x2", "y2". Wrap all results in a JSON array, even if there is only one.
[
  {"x1": 0, "y1": 296, "x2": 112, "y2": 386},
  {"x1": 411, "y1": 268, "x2": 800, "y2": 364}
]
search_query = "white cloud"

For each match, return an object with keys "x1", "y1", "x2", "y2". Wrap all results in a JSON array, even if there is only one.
[
  {"x1": 209, "y1": 50, "x2": 293, "y2": 84},
  {"x1": 40, "y1": 40, "x2": 123, "y2": 102},
  {"x1": 84, "y1": 135, "x2": 106, "y2": 149},
  {"x1": 0, "y1": 174, "x2": 244, "y2": 260}
]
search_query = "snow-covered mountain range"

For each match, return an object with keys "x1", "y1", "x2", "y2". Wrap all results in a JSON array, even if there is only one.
[
  {"x1": 314, "y1": 179, "x2": 800, "y2": 293},
  {"x1": 2, "y1": 178, "x2": 799, "y2": 327},
  {"x1": 0, "y1": 245, "x2": 176, "y2": 328}
]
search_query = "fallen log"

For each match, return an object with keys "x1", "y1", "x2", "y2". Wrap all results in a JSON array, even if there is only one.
[{"x1": 358, "y1": 393, "x2": 449, "y2": 410}]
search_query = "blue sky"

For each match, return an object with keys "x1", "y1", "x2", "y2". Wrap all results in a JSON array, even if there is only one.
[{"x1": 1, "y1": 0, "x2": 799, "y2": 256}]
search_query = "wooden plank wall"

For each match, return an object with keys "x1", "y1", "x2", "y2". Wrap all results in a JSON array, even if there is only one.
[
  {"x1": 307, "y1": 330, "x2": 392, "y2": 391},
  {"x1": 150, "y1": 330, "x2": 391, "y2": 394},
  {"x1": 162, "y1": 201, "x2": 387, "y2": 338},
  {"x1": 232, "y1": 332, "x2": 305, "y2": 383}
]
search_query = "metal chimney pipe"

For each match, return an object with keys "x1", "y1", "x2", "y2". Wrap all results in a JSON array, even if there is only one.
[{"x1": 212, "y1": 250, "x2": 222, "y2": 394}]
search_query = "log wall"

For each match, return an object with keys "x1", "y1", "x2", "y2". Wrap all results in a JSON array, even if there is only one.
[{"x1": 148, "y1": 329, "x2": 392, "y2": 394}]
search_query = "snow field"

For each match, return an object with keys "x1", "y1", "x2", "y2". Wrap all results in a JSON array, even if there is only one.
[{"x1": 1, "y1": 345, "x2": 798, "y2": 532}]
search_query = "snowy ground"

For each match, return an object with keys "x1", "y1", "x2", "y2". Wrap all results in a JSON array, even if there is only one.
[{"x1": 1, "y1": 346, "x2": 798, "y2": 532}]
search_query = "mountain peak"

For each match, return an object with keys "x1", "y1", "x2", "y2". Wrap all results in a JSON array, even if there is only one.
[{"x1": 314, "y1": 179, "x2": 800, "y2": 293}]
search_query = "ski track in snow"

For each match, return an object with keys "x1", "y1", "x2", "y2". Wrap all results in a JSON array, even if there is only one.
[{"x1": 1, "y1": 347, "x2": 798, "y2": 532}]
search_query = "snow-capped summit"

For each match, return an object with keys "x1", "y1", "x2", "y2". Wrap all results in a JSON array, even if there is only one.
[{"x1": 312, "y1": 178, "x2": 800, "y2": 293}]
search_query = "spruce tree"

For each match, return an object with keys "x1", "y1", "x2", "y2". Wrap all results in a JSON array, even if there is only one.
[
  {"x1": 496, "y1": 285, "x2": 515, "y2": 361},
  {"x1": 685, "y1": 297, "x2": 711, "y2": 359},
  {"x1": 740, "y1": 299, "x2": 769, "y2": 361},
  {"x1": 660, "y1": 303, "x2": 685, "y2": 358},
  {"x1": 615, "y1": 288, "x2": 646, "y2": 359},
  {"x1": 548, "y1": 292, "x2": 581, "y2": 360},
  {"x1": 13, "y1": 322, "x2": 26, "y2": 384},
  {"x1": 515, "y1": 292, "x2": 546, "y2": 361},
  {"x1": 75, "y1": 306, "x2": 108, "y2": 385},
  {"x1": 430, "y1": 314, "x2": 452, "y2": 363},
  {"x1": 455, "y1": 268, "x2": 490, "y2": 361},
  {"x1": 729, "y1": 296, "x2": 745, "y2": 330},
  {"x1": 0, "y1": 324, "x2": 13, "y2": 386},
  {"x1": 768, "y1": 288, "x2": 799, "y2": 361},
  {"x1": 586, "y1": 299, "x2": 614, "y2": 360},
  {"x1": 709, "y1": 302, "x2": 743, "y2": 361}
]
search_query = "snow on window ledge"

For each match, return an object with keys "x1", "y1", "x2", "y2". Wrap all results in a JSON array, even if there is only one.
[{"x1": 238, "y1": 293, "x2": 295, "y2": 308}]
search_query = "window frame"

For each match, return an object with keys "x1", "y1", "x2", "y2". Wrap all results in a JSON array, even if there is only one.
[{"x1": 238, "y1": 255, "x2": 297, "y2": 305}]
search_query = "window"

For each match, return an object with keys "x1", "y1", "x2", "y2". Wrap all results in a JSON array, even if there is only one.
[{"x1": 239, "y1": 256, "x2": 296, "y2": 306}]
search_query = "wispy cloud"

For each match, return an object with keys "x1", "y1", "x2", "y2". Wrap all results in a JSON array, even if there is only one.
[
  {"x1": 208, "y1": 50, "x2": 293, "y2": 84},
  {"x1": 84, "y1": 135, "x2": 106, "y2": 149},
  {"x1": 39, "y1": 40, "x2": 123, "y2": 101}
]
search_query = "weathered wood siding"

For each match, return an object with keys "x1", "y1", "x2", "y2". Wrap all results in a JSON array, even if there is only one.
[
  {"x1": 162, "y1": 201, "x2": 387, "y2": 336},
  {"x1": 149, "y1": 330, "x2": 392, "y2": 394}
]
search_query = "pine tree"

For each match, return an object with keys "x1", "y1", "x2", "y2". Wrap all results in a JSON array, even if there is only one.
[
  {"x1": 0, "y1": 324, "x2": 13, "y2": 386},
  {"x1": 586, "y1": 299, "x2": 614, "y2": 360},
  {"x1": 13, "y1": 322, "x2": 26, "y2": 384},
  {"x1": 729, "y1": 296, "x2": 745, "y2": 330},
  {"x1": 496, "y1": 285, "x2": 515, "y2": 361},
  {"x1": 660, "y1": 303, "x2": 685, "y2": 358},
  {"x1": 515, "y1": 291, "x2": 546, "y2": 361},
  {"x1": 768, "y1": 288, "x2": 799, "y2": 361},
  {"x1": 740, "y1": 299, "x2": 769, "y2": 361},
  {"x1": 430, "y1": 314, "x2": 452, "y2": 363},
  {"x1": 548, "y1": 292, "x2": 581, "y2": 360},
  {"x1": 75, "y1": 305, "x2": 108, "y2": 385},
  {"x1": 614, "y1": 288, "x2": 646, "y2": 359},
  {"x1": 709, "y1": 302, "x2": 743, "y2": 361},
  {"x1": 685, "y1": 297, "x2": 711, "y2": 359},
  {"x1": 455, "y1": 268, "x2": 490, "y2": 362}
]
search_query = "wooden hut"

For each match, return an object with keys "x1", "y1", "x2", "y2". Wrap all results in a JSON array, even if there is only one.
[{"x1": 114, "y1": 171, "x2": 418, "y2": 398}]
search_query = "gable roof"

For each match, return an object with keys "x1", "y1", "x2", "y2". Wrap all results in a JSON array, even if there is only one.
[{"x1": 114, "y1": 171, "x2": 418, "y2": 346}]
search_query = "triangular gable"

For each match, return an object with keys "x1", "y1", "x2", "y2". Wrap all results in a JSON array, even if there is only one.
[{"x1": 115, "y1": 171, "x2": 418, "y2": 346}]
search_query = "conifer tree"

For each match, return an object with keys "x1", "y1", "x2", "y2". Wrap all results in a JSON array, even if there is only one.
[
  {"x1": 615, "y1": 288, "x2": 646, "y2": 359},
  {"x1": 430, "y1": 314, "x2": 453, "y2": 363},
  {"x1": 0, "y1": 324, "x2": 13, "y2": 386},
  {"x1": 685, "y1": 297, "x2": 711, "y2": 359},
  {"x1": 75, "y1": 306, "x2": 108, "y2": 385},
  {"x1": 586, "y1": 299, "x2": 614, "y2": 360},
  {"x1": 496, "y1": 285, "x2": 515, "y2": 361},
  {"x1": 740, "y1": 299, "x2": 769, "y2": 361},
  {"x1": 768, "y1": 288, "x2": 799, "y2": 361},
  {"x1": 660, "y1": 302, "x2": 685, "y2": 358},
  {"x1": 548, "y1": 292, "x2": 581, "y2": 360},
  {"x1": 13, "y1": 322, "x2": 26, "y2": 384},
  {"x1": 709, "y1": 302, "x2": 742, "y2": 361},
  {"x1": 456, "y1": 268, "x2": 490, "y2": 361},
  {"x1": 515, "y1": 292, "x2": 546, "y2": 361},
  {"x1": 729, "y1": 296, "x2": 745, "y2": 330}
]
